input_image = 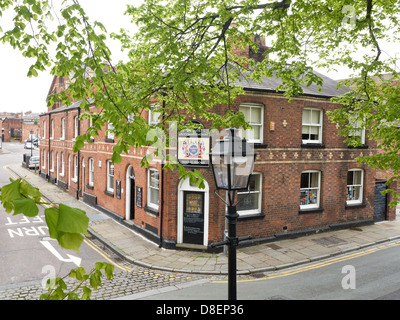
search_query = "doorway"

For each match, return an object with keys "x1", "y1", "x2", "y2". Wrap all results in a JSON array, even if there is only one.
[
  {"x1": 125, "y1": 165, "x2": 135, "y2": 220},
  {"x1": 177, "y1": 177, "x2": 209, "y2": 246}
]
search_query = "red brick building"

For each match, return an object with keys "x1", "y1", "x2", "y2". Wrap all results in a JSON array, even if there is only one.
[{"x1": 39, "y1": 49, "x2": 390, "y2": 251}]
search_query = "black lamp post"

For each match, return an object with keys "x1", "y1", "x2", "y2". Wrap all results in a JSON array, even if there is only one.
[{"x1": 210, "y1": 128, "x2": 255, "y2": 300}]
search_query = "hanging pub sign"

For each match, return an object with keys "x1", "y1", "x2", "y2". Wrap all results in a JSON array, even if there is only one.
[{"x1": 177, "y1": 126, "x2": 210, "y2": 167}]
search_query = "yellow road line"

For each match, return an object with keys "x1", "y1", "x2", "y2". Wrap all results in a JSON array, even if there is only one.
[
  {"x1": 2, "y1": 165, "x2": 133, "y2": 273},
  {"x1": 211, "y1": 240, "x2": 400, "y2": 283},
  {"x1": 83, "y1": 238, "x2": 133, "y2": 273}
]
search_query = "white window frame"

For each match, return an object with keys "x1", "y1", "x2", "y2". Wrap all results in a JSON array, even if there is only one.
[
  {"x1": 349, "y1": 115, "x2": 365, "y2": 145},
  {"x1": 73, "y1": 155, "x2": 78, "y2": 182},
  {"x1": 43, "y1": 120, "x2": 46, "y2": 139},
  {"x1": 74, "y1": 116, "x2": 79, "y2": 139},
  {"x1": 147, "y1": 168, "x2": 159, "y2": 210},
  {"x1": 42, "y1": 150, "x2": 46, "y2": 169},
  {"x1": 302, "y1": 108, "x2": 323, "y2": 144},
  {"x1": 107, "y1": 122, "x2": 115, "y2": 140},
  {"x1": 300, "y1": 170, "x2": 321, "y2": 210},
  {"x1": 50, "y1": 119, "x2": 54, "y2": 139},
  {"x1": 50, "y1": 151, "x2": 54, "y2": 172},
  {"x1": 88, "y1": 158, "x2": 94, "y2": 186},
  {"x1": 60, "y1": 152, "x2": 65, "y2": 176},
  {"x1": 61, "y1": 117, "x2": 65, "y2": 140},
  {"x1": 346, "y1": 169, "x2": 364, "y2": 205},
  {"x1": 106, "y1": 160, "x2": 114, "y2": 193},
  {"x1": 239, "y1": 103, "x2": 264, "y2": 144},
  {"x1": 148, "y1": 104, "x2": 161, "y2": 126},
  {"x1": 237, "y1": 172, "x2": 262, "y2": 216}
]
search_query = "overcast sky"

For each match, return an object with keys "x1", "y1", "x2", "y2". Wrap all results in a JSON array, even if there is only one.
[{"x1": 0, "y1": 1, "x2": 398, "y2": 114}]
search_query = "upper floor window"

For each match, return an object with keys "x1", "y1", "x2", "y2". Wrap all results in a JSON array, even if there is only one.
[
  {"x1": 43, "y1": 120, "x2": 46, "y2": 139},
  {"x1": 61, "y1": 118, "x2": 65, "y2": 140},
  {"x1": 74, "y1": 116, "x2": 79, "y2": 139},
  {"x1": 239, "y1": 104, "x2": 264, "y2": 144},
  {"x1": 346, "y1": 169, "x2": 364, "y2": 205},
  {"x1": 148, "y1": 104, "x2": 161, "y2": 126},
  {"x1": 300, "y1": 171, "x2": 321, "y2": 209},
  {"x1": 148, "y1": 168, "x2": 159, "y2": 209},
  {"x1": 349, "y1": 115, "x2": 365, "y2": 145},
  {"x1": 302, "y1": 108, "x2": 322, "y2": 144},
  {"x1": 237, "y1": 173, "x2": 262, "y2": 216},
  {"x1": 107, "y1": 122, "x2": 115, "y2": 140},
  {"x1": 50, "y1": 119, "x2": 54, "y2": 139}
]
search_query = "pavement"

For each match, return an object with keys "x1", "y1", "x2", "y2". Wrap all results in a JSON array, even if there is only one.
[{"x1": 6, "y1": 162, "x2": 400, "y2": 276}]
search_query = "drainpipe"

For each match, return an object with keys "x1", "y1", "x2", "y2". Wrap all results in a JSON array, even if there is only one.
[
  {"x1": 76, "y1": 106, "x2": 81, "y2": 200},
  {"x1": 47, "y1": 113, "x2": 51, "y2": 182},
  {"x1": 159, "y1": 98, "x2": 166, "y2": 248}
]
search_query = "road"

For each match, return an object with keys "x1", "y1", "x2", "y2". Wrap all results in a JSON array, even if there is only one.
[
  {"x1": 137, "y1": 239, "x2": 400, "y2": 300},
  {"x1": 0, "y1": 142, "x2": 208, "y2": 300}
]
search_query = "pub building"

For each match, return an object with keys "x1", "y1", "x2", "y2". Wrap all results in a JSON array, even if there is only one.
[{"x1": 39, "y1": 38, "x2": 395, "y2": 252}]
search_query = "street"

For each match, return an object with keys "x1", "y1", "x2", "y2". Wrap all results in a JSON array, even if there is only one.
[
  {"x1": 1, "y1": 141, "x2": 400, "y2": 302},
  {"x1": 0, "y1": 142, "x2": 208, "y2": 300}
]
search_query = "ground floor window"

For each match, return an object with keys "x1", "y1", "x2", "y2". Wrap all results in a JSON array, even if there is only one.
[
  {"x1": 107, "y1": 160, "x2": 114, "y2": 193},
  {"x1": 346, "y1": 169, "x2": 363, "y2": 204},
  {"x1": 148, "y1": 168, "x2": 159, "y2": 209},
  {"x1": 300, "y1": 171, "x2": 321, "y2": 209},
  {"x1": 237, "y1": 173, "x2": 262, "y2": 215}
]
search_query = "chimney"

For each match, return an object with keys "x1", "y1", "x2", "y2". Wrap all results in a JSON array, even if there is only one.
[{"x1": 230, "y1": 33, "x2": 269, "y2": 63}]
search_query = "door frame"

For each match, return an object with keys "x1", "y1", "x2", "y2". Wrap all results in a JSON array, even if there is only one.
[
  {"x1": 177, "y1": 177, "x2": 209, "y2": 246},
  {"x1": 125, "y1": 165, "x2": 135, "y2": 220}
]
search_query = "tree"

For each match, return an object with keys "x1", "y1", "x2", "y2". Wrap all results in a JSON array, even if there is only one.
[{"x1": 1, "y1": 0, "x2": 400, "y2": 297}]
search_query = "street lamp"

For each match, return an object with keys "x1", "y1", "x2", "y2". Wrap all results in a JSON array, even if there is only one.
[{"x1": 210, "y1": 128, "x2": 255, "y2": 300}]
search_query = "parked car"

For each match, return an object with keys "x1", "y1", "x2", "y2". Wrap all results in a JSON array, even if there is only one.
[
  {"x1": 24, "y1": 141, "x2": 33, "y2": 149},
  {"x1": 28, "y1": 156, "x2": 40, "y2": 169}
]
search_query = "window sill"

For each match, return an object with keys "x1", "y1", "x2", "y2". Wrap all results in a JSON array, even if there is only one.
[
  {"x1": 144, "y1": 205, "x2": 159, "y2": 216},
  {"x1": 299, "y1": 207, "x2": 323, "y2": 214},
  {"x1": 345, "y1": 203, "x2": 367, "y2": 209},
  {"x1": 238, "y1": 212, "x2": 265, "y2": 220},
  {"x1": 347, "y1": 145, "x2": 368, "y2": 149},
  {"x1": 105, "y1": 138, "x2": 114, "y2": 143},
  {"x1": 104, "y1": 189, "x2": 114, "y2": 197},
  {"x1": 71, "y1": 178, "x2": 77, "y2": 183},
  {"x1": 252, "y1": 143, "x2": 268, "y2": 149},
  {"x1": 301, "y1": 143, "x2": 325, "y2": 149},
  {"x1": 86, "y1": 184, "x2": 94, "y2": 190}
]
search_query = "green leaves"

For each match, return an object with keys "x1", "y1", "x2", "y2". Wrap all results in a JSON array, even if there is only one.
[
  {"x1": 45, "y1": 204, "x2": 89, "y2": 252},
  {"x1": 41, "y1": 263, "x2": 115, "y2": 300}
]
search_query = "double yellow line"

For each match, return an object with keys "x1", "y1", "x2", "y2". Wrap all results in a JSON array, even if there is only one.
[
  {"x1": 2, "y1": 165, "x2": 132, "y2": 273},
  {"x1": 211, "y1": 240, "x2": 400, "y2": 283}
]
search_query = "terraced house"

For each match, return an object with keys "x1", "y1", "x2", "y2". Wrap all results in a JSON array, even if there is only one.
[{"x1": 39, "y1": 40, "x2": 395, "y2": 251}]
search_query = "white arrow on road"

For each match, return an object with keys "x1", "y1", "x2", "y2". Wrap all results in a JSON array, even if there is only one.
[{"x1": 40, "y1": 240, "x2": 82, "y2": 267}]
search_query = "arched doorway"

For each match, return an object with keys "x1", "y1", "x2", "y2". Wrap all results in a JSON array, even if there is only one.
[
  {"x1": 177, "y1": 177, "x2": 209, "y2": 246},
  {"x1": 125, "y1": 165, "x2": 135, "y2": 220}
]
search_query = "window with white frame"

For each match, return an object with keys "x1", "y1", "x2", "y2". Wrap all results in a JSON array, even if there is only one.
[
  {"x1": 239, "y1": 104, "x2": 264, "y2": 143},
  {"x1": 74, "y1": 116, "x2": 79, "y2": 139},
  {"x1": 302, "y1": 108, "x2": 322, "y2": 144},
  {"x1": 43, "y1": 120, "x2": 46, "y2": 139},
  {"x1": 346, "y1": 169, "x2": 363, "y2": 204},
  {"x1": 88, "y1": 158, "x2": 94, "y2": 186},
  {"x1": 300, "y1": 171, "x2": 321, "y2": 209},
  {"x1": 61, "y1": 118, "x2": 65, "y2": 140},
  {"x1": 107, "y1": 122, "x2": 115, "y2": 140},
  {"x1": 349, "y1": 115, "x2": 365, "y2": 145},
  {"x1": 148, "y1": 168, "x2": 159, "y2": 209},
  {"x1": 50, "y1": 119, "x2": 54, "y2": 139},
  {"x1": 148, "y1": 105, "x2": 161, "y2": 126},
  {"x1": 106, "y1": 160, "x2": 114, "y2": 193},
  {"x1": 50, "y1": 151, "x2": 54, "y2": 172},
  {"x1": 73, "y1": 155, "x2": 78, "y2": 181},
  {"x1": 61, "y1": 152, "x2": 65, "y2": 176},
  {"x1": 42, "y1": 150, "x2": 46, "y2": 169},
  {"x1": 237, "y1": 173, "x2": 262, "y2": 215}
]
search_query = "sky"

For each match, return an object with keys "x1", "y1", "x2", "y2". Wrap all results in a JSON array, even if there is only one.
[{"x1": 0, "y1": 1, "x2": 398, "y2": 114}]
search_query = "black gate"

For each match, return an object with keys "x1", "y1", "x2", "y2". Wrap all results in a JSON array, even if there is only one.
[{"x1": 374, "y1": 181, "x2": 387, "y2": 222}]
